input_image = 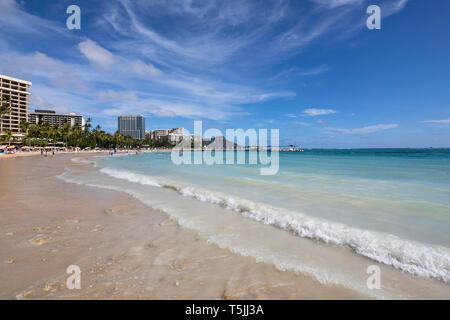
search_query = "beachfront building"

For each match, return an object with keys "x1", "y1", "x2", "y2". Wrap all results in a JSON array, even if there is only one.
[
  {"x1": 168, "y1": 128, "x2": 184, "y2": 145},
  {"x1": 150, "y1": 129, "x2": 169, "y2": 140},
  {"x1": 146, "y1": 128, "x2": 184, "y2": 145},
  {"x1": 169, "y1": 128, "x2": 184, "y2": 136},
  {"x1": 0, "y1": 74, "x2": 31, "y2": 134},
  {"x1": 191, "y1": 135, "x2": 202, "y2": 148},
  {"x1": 118, "y1": 115, "x2": 145, "y2": 140},
  {"x1": 29, "y1": 109, "x2": 85, "y2": 127}
]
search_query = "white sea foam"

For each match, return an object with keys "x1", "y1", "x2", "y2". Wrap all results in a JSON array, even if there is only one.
[
  {"x1": 71, "y1": 157, "x2": 94, "y2": 165},
  {"x1": 100, "y1": 167, "x2": 162, "y2": 187},
  {"x1": 58, "y1": 170, "x2": 360, "y2": 292},
  {"x1": 97, "y1": 167, "x2": 450, "y2": 284}
]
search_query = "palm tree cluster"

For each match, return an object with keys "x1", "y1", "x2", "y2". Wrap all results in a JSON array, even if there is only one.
[
  {"x1": 1, "y1": 94, "x2": 171, "y2": 148},
  {"x1": 0, "y1": 95, "x2": 12, "y2": 133},
  {"x1": 1, "y1": 117, "x2": 172, "y2": 149}
]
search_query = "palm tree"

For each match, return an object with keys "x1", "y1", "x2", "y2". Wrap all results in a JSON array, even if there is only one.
[
  {"x1": 2, "y1": 117, "x2": 148, "y2": 150},
  {"x1": 40, "y1": 123, "x2": 51, "y2": 142},
  {"x1": 61, "y1": 122, "x2": 71, "y2": 149},
  {"x1": 3, "y1": 129, "x2": 12, "y2": 146},
  {"x1": 84, "y1": 117, "x2": 92, "y2": 134},
  {"x1": 20, "y1": 121, "x2": 30, "y2": 134},
  {"x1": 0, "y1": 95, "x2": 12, "y2": 133},
  {"x1": 51, "y1": 124, "x2": 60, "y2": 146},
  {"x1": 71, "y1": 125, "x2": 83, "y2": 148},
  {"x1": 113, "y1": 131, "x2": 124, "y2": 148},
  {"x1": 92, "y1": 124, "x2": 102, "y2": 148}
]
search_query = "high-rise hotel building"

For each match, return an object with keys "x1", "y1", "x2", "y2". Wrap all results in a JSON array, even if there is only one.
[
  {"x1": 29, "y1": 109, "x2": 85, "y2": 127},
  {"x1": 118, "y1": 115, "x2": 145, "y2": 140},
  {"x1": 0, "y1": 74, "x2": 31, "y2": 134}
]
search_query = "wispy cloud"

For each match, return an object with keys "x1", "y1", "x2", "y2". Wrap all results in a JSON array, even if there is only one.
[
  {"x1": 423, "y1": 118, "x2": 450, "y2": 124},
  {"x1": 128, "y1": 60, "x2": 162, "y2": 77},
  {"x1": 329, "y1": 124, "x2": 398, "y2": 134},
  {"x1": 309, "y1": 0, "x2": 363, "y2": 9},
  {"x1": 302, "y1": 108, "x2": 337, "y2": 116},
  {"x1": 0, "y1": 0, "x2": 66, "y2": 35},
  {"x1": 294, "y1": 121, "x2": 313, "y2": 127},
  {"x1": 96, "y1": 90, "x2": 139, "y2": 101},
  {"x1": 0, "y1": 0, "x2": 410, "y2": 130},
  {"x1": 78, "y1": 39, "x2": 116, "y2": 68}
]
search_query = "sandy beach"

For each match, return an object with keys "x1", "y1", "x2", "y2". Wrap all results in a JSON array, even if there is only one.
[
  {"x1": 0, "y1": 153, "x2": 367, "y2": 300},
  {"x1": 0, "y1": 148, "x2": 170, "y2": 160}
]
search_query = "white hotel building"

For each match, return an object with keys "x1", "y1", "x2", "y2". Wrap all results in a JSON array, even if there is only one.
[{"x1": 0, "y1": 74, "x2": 31, "y2": 134}]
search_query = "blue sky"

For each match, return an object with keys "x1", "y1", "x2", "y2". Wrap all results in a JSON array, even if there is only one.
[{"x1": 0, "y1": 0, "x2": 449, "y2": 147}]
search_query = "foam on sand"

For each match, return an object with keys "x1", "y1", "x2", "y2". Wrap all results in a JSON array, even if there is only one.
[{"x1": 97, "y1": 167, "x2": 450, "y2": 284}]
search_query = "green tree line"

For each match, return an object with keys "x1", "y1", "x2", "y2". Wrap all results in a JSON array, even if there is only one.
[
  {"x1": 1, "y1": 119, "x2": 172, "y2": 149},
  {"x1": 1, "y1": 95, "x2": 172, "y2": 148}
]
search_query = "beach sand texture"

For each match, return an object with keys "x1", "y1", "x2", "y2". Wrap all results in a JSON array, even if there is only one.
[{"x1": 0, "y1": 154, "x2": 365, "y2": 299}]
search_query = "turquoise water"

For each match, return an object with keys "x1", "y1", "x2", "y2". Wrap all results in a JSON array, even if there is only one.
[
  {"x1": 70, "y1": 149, "x2": 450, "y2": 290},
  {"x1": 99, "y1": 149, "x2": 450, "y2": 243}
]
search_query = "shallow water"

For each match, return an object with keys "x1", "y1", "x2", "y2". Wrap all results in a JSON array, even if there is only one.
[{"x1": 64, "y1": 149, "x2": 450, "y2": 298}]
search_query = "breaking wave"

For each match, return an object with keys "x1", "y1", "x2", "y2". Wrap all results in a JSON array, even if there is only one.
[{"x1": 98, "y1": 167, "x2": 450, "y2": 284}]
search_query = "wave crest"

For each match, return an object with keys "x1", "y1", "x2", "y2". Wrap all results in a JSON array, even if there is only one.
[{"x1": 98, "y1": 166, "x2": 450, "y2": 283}]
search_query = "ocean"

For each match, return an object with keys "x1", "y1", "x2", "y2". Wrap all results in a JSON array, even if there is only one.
[{"x1": 62, "y1": 149, "x2": 450, "y2": 298}]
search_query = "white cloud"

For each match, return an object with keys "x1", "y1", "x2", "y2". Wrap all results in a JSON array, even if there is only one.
[
  {"x1": 1, "y1": 51, "x2": 88, "y2": 92},
  {"x1": 78, "y1": 39, "x2": 116, "y2": 68},
  {"x1": 0, "y1": 0, "x2": 411, "y2": 127},
  {"x1": 27, "y1": 83, "x2": 95, "y2": 117},
  {"x1": 0, "y1": 0, "x2": 66, "y2": 35},
  {"x1": 96, "y1": 90, "x2": 139, "y2": 101},
  {"x1": 128, "y1": 60, "x2": 162, "y2": 77},
  {"x1": 299, "y1": 65, "x2": 330, "y2": 76},
  {"x1": 302, "y1": 108, "x2": 337, "y2": 116},
  {"x1": 285, "y1": 113, "x2": 297, "y2": 118},
  {"x1": 147, "y1": 105, "x2": 176, "y2": 118},
  {"x1": 384, "y1": 0, "x2": 409, "y2": 16},
  {"x1": 423, "y1": 118, "x2": 450, "y2": 124},
  {"x1": 330, "y1": 124, "x2": 398, "y2": 134},
  {"x1": 309, "y1": 0, "x2": 363, "y2": 9},
  {"x1": 293, "y1": 121, "x2": 312, "y2": 127},
  {"x1": 29, "y1": 93, "x2": 68, "y2": 114}
]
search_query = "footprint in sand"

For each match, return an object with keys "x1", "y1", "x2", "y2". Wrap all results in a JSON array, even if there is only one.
[
  {"x1": 16, "y1": 290, "x2": 33, "y2": 300},
  {"x1": 104, "y1": 205, "x2": 128, "y2": 215},
  {"x1": 91, "y1": 224, "x2": 103, "y2": 232},
  {"x1": 43, "y1": 284, "x2": 53, "y2": 292},
  {"x1": 30, "y1": 236, "x2": 49, "y2": 245}
]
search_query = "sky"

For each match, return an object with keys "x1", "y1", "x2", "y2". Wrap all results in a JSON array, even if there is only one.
[{"x1": 0, "y1": 0, "x2": 449, "y2": 148}]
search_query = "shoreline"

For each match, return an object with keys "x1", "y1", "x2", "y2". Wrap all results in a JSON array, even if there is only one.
[
  {"x1": 0, "y1": 148, "x2": 172, "y2": 160},
  {"x1": 0, "y1": 153, "x2": 367, "y2": 299}
]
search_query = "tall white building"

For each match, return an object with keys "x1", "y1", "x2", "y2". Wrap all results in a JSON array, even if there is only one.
[
  {"x1": 0, "y1": 74, "x2": 31, "y2": 134},
  {"x1": 118, "y1": 115, "x2": 146, "y2": 140}
]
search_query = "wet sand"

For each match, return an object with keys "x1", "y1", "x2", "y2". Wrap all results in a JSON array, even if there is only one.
[
  {"x1": 0, "y1": 154, "x2": 367, "y2": 299},
  {"x1": 0, "y1": 149, "x2": 167, "y2": 160}
]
